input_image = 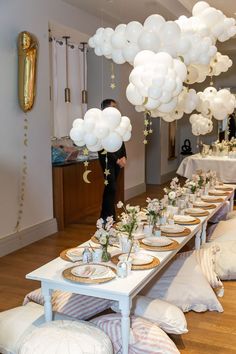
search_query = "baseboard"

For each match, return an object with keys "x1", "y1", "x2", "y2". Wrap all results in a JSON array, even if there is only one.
[
  {"x1": 160, "y1": 171, "x2": 177, "y2": 184},
  {"x1": 125, "y1": 183, "x2": 146, "y2": 201},
  {"x1": 0, "y1": 218, "x2": 58, "y2": 257}
]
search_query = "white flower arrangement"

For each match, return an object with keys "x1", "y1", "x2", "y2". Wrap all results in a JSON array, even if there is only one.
[
  {"x1": 116, "y1": 202, "x2": 140, "y2": 240},
  {"x1": 95, "y1": 216, "x2": 116, "y2": 246},
  {"x1": 146, "y1": 197, "x2": 166, "y2": 227},
  {"x1": 164, "y1": 177, "x2": 183, "y2": 205}
]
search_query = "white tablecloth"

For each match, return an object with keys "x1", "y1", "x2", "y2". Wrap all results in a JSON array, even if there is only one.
[{"x1": 177, "y1": 154, "x2": 236, "y2": 183}]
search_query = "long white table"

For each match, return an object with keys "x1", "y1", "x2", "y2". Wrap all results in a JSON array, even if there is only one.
[
  {"x1": 177, "y1": 154, "x2": 236, "y2": 183},
  {"x1": 26, "y1": 190, "x2": 235, "y2": 354}
]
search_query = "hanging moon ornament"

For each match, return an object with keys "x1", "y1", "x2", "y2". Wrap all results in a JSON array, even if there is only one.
[
  {"x1": 83, "y1": 170, "x2": 92, "y2": 184},
  {"x1": 18, "y1": 31, "x2": 38, "y2": 112}
]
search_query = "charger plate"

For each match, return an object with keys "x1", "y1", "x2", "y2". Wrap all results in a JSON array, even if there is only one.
[
  {"x1": 111, "y1": 254, "x2": 160, "y2": 270},
  {"x1": 215, "y1": 186, "x2": 233, "y2": 191},
  {"x1": 185, "y1": 210, "x2": 209, "y2": 217},
  {"x1": 209, "y1": 191, "x2": 230, "y2": 196},
  {"x1": 63, "y1": 264, "x2": 116, "y2": 284},
  {"x1": 140, "y1": 239, "x2": 179, "y2": 252},
  {"x1": 174, "y1": 217, "x2": 200, "y2": 225},
  {"x1": 193, "y1": 203, "x2": 216, "y2": 210},
  {"x1": 161, "y1": 227, "x2": 191, "y2": 237},
  {"x1": 60, "y1": 247, "x2": 99, "y2": 262},
  {"x1": 201, "y1": 197, "x2": 224, "y2": 203}
]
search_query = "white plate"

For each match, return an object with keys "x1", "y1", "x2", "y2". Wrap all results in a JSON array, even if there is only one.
[
  {"x1": 133, "y1": 232, "x2": 146, "y2": 240},
  {"x1": 202, "y1": 195, "x2": 221, "y2": 201},
  {"x1": 209, "y1": 190, "x2": 226, "y2": 195},
  {"x1": 160, "y1": 225, "x2": 185, "y2": 234},
  {"x1": 71, "y1": 264, "x2": 109, "y2": 278},
  {"x1": 185, "y1": 208, "x2": 205, "y2": 214},
  {"x1": 174, "y1": 215, "x2": 195, "y2": 222},
  {"x1": 193, "y1": 201, "x2": 212, "y2": 207},
  {"x1": 142, "y1": 236, "x2": 173, "y2": 247},
  {"x1": 118, "y1": 253, "x2": 153, "y2": 265},
  {"x1": 66, "y1": 248, "x2": 83, "y2": 261}
]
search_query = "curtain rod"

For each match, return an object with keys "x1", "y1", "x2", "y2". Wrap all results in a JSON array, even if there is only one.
[{"x1": 48, "y1": 29, "x2": 88, "y2": 50}]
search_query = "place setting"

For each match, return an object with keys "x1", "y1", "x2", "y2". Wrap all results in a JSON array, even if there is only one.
[
  {"x1": 62, "y1": 263, "x2": 117, "y2": 284},
  {"x1": 160, "y1": 224, "x2": 191, "y2": 237},
  {"x1": 201, "y1": 195, "x2": 224, "y2": 203},
  {"x1": 111, "y1": 252, "x2": 160, "y2": 270},
  {"x1": 208, "y1": 189, "x2": 230, "y2": 196},
  {"x1": 140, "y1": 235, "x2": 179, "y2": 252},
  {"x1": 184, "y1": 207, "x2": 209, "y2": 217},
  {"x1": 193, "y1": 200, "x2": 216, "y2": 210},
  {"x1": 173, "y1": 214, "x2": 200, "y2": 225}
]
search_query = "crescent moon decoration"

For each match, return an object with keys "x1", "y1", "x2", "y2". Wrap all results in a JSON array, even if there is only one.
[{"x1": 83, "y1": 170, "x2": 92, "y2": 184}]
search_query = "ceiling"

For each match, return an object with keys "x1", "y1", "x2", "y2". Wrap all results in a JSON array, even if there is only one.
[
  {"x1": 63, "y1": 0, "x2": 236, "y2": 25},
  {"x1": 63, "y1": 0, "x2": 236, "y2": 51}
]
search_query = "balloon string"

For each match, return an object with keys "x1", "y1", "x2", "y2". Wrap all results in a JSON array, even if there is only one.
[{"x1": 15, "y1": 113, "x2": 29, "y2": 232}]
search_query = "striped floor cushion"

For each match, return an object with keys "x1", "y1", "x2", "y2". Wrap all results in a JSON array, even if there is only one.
[
  {"x1": 90, "y1": 314, "x2": 180, "y2": 354},
  {"x1": 23, "y1": 288, "x2": 113, "y2": 320}
]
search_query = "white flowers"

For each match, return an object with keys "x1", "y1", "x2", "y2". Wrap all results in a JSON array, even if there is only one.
[
  {"x1": 168, "y1": 191, "x2": 176, "y2": 200},
  {"x1": 95, "y1": 216, "x2": 116, "y2": 246},
  {"x1": 117, "y1": 201, "x2": 124, "y2": 209}
]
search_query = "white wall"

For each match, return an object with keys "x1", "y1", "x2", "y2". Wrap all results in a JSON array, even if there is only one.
[{"x1": 0, "y1": 0, "x2": 113, "y2": 240}]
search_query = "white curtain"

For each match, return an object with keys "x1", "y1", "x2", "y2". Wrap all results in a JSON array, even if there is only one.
[{"x1": 51, "y1": 40, "x2": 87, "y2": 138}]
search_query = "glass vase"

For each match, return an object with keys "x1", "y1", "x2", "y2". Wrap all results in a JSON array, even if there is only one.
[{"x1": 101, "y1": 246, "x2": 111, "y2": 262}]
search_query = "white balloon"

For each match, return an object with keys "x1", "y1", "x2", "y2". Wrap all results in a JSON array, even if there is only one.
[
  {"x1": 126, "y1": 83, "x2": 144, "y2": 105},
  {"x1": 72, "y1": 118, "x2": 84, "y2": 128},
  {"x1": 102, "y1": 107, "x2": 122, "y2": 129},
  {"x1": 102, "y1": 132, "x2": 122, "y2": 152},
  {"x1": 86, "y1": 142, "x2": 103, "y2": 152},
  {"x1": 122, "y1": 43, "x2": 139, "y2": 64},
  {"x1": 112, "y1": 49, "x2": 125, "y2": 64},
  {"x1": 125, "y1": 21, "x2": 143, "y2": 42},
  {"x1": 148, "y1": 85, "x2": 162, "y2": 100},
  {"x1": 158, "y1": 97, "x2": 178, "y2": 113},
  {"x1": 192, "y1": 1, "x2": 210, "y2": 16},
  {"x1": 144, "y1": 97, "x2": 159, "y2": 110},
  {"x1": 123, "y1": 130, "x2": 131, "y2": 142},
  {"x1": 84, "y1": 117, "x2": 95, "y2": 132},
  {"x1": 73, "y1": 139, "x2": 85, "y2": 147},
  {"x1": 70, "y1": 126, "x2": 85, "y2": 142},
  {"x1": 95, "y1": 123, "x2": 110, "y2": 139},
  {"x1": 159, "y1": 21, "x2": 181, "y2": 43},
  {"x1": 144, "y1": 14, "x2": 165, "y2": 32},
  {"x1": 111, "y1": 31, "x2": 126, "y2": 49},
  {"x1": 84, "y1": 108, "x2": 102, "y2": 121},
  {"x1": 84, "y1": 132, "x2": 98, "y2": 146},
  {"x1": 133, "y1": 50, "x2": 155, "y2": 67},
  {"x1": 138, "y1": 30, "x2": 160, "y2": 52}
]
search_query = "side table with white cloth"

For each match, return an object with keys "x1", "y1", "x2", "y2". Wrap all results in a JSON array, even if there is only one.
[
  {"x1": 25, "y1": 190, "x2": 235, "y2": 354},
  {"x1": 177, "y1": 154, "x2": 236, "y2": 183}
]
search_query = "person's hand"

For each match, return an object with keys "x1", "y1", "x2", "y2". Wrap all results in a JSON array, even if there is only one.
[{"x1": 117, "y1": 157, "x2": 127, "y2": 168}]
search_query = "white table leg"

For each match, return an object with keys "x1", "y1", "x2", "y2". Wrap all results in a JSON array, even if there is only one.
[
  {"x1": 229, "y1": 193, "x2": 234, "y2": 211},
  {"x1": 120, "y1": 297, "x2": 131, "y2": 354},
  {"x1": 201, "y1": 221, "x2": 207, "y2": 245},
  {"x1": 42, "y1": 284, "x2": 53, "y2": 322},
  {"x1": 195, "y1": 229, "x2": 201, "y2": 250}
]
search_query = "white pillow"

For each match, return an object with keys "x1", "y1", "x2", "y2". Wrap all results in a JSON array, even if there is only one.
[
  {"x1": 18, "y1": 320, "x2": 113, "y2": 354},
  {"x1": 111, "y1": 295, "x2": 188, "y2": 335},
  {"x1": 141, "y1": 252, "x2": 223, "y2": 313},
  {"x1": 226, "y1": 210, "x2": 236, "y2": 220},
  {"x1": 0, "y1": 302, "x2": 72, "y2": 354},
  {"x1": 210, "y1": 218, "x2": 236, "y2": 241},
  {"x1": 91, "y1": 314, "x2": 180, "y2": 354},
  {"x1": 208, "y1": 201, "x2": 229, "y2": 224},
  {"x1": 23, "y1": 288, "x2": 112, "y2": 320},
  {"x1": 203, "y1": 240, "x2": 236, "y2": 280}
]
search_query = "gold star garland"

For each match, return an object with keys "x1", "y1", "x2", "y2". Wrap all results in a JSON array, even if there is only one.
[
  {"x1": 15, "y1": 114, "x2": 29, "y2": 232},
  {"x1": 110, "y1": 62, "x2": 116, "y2": 90},
  {"x1": 104, "y1": 150, "x2": 110, "y2": 185},
  {"x1": 143, "y1": 111, "x2": 153, "y2": 144},
  {"x1": 83, "y1": 147, "x2": 89, "y2": 173}
]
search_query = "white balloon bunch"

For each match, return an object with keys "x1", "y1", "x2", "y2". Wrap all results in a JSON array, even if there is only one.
[
  {"x1": 126, "y1": 51, "x2": 187, "y2": 114},
  {"x1": 189, "y1": 113, "x2": 213, "y2": 136},
  {"x1": 192, "y1": 1, "x2": 236, "y2": 42},
  {"x1": 209, "y1": 52, "x2": 233, "y2": 76},
  {"x1": 70, "y1": 108, "x2": 132, "y2": 153},
  {"x1": 197, "y1": 87, "x2": 236, "y2": 121}
]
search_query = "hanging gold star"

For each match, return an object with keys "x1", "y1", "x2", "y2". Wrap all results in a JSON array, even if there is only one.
[
  {"x1": 143, "y1": 130, "x2": 148, "y2": 136},
  {"x1": 149, "y1": 129, "x2": 153, "y2": 134},
  {"x1": 104, "y1": 168, "x2": 110, "y2": 176},
  {"x1": 143, "y1": 139, "x2": 148, "y2": 144},
  {"x1": 84, "y1": 161, "x2": 89, "y2": 167},
  {"x1": 110, "y1": 83, "x2": 116, "y2": 89},
  {"x1": 111, "y1": 74, "x2": 115, "y2": 79},
  {"x1": 104, "y1": 180, "x2": 109, "y2": 185},
  {"x1": 83, "y1": 148, "x2": 89, "y2": 156},
  {"x1": 144, "y1": 119, "x2": 149, "y2": 126}
]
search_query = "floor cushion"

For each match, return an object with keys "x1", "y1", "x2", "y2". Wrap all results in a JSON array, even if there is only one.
[
  {"x1": 91, "y1": 313, "x2": 180, "y2": 354},
  {"x1": 208, "y1": 201, "x2": 229, "y2": 224},
  {"x1": 226, "y1": 210, "x2": 236, "y2": 220},
  {"x1": 209, "y1": 218, "x2": 236, "y2": 241},
  {"x1": 23, "y1": 288, "x2": 113, "y2": 320},
  {"x1": 111, "y1": 295, "x2": 188, "y2": 335},
  {"x1": 18, "y1": 320, "x2": 113, "y2": 354},
  {"x1": 0, "y1": 302, "x2": 72, "y2": 354},
  {"x1": 141, "y1": 252, "x2": 223, "y2": 313}
]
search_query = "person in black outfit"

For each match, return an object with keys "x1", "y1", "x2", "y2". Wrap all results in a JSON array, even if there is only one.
[
  {"x1": 98, "y1": 99, "x2": 127, "y2": 221},
  {"x1": 228, "y1": 113, "x2": 236, "y2": 140}
]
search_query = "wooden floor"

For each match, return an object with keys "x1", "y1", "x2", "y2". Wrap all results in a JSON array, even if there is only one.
[{"x1": 0, "y1": 184, "x2": 235, "y2": 353}]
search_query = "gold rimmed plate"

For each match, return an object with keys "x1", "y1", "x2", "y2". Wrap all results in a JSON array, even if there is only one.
[
  {"x1": 140, "y1": 239, "x2": 179, "y2": 252},
  {"x1": 63, "y1": 263, "x2": 116, "y2": 284},
  {"x1": 111, "y1": 253, "x2": 160, "y2": 270}
]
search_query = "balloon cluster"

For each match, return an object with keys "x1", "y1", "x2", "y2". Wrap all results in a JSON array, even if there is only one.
[
  {"x1": 189, "y1": 113, "x2": 213, "y2": 136},
  {"x1": 126, "y1": 51, "x2": 187, "y2": 114},
  {"x1": 70, "y1": 108, "x2": 132, "y2": 153},
  {"x1": 157, "y1": 88, "x2": 199, "y2": 122},
  {"x1": 209, "y1": 52, "x2": 233, "y2": 76},
  {"x1": 89, "y1": 11, "x2": 218, "y2": 67},
  {"x1": 197, "y1": 87, "x2": 236, "y2": 120},
  {"x1": 192, "y1": 1, "x2": 236, "y2": 42}
]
